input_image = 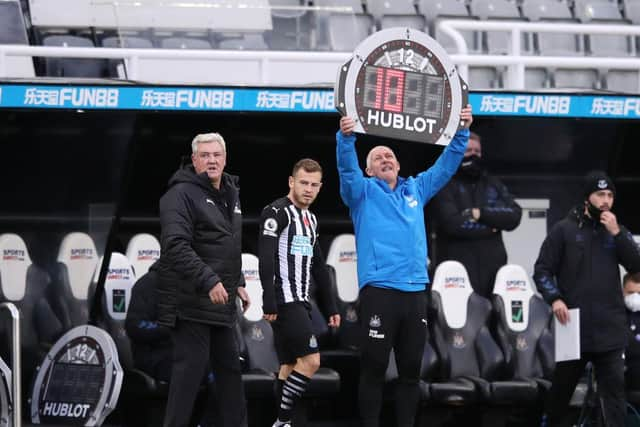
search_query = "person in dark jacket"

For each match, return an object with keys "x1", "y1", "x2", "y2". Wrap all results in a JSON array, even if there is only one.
[
  {"x1": 430, "y1": 131, "x2": 522, "y2": 298},
  {"x1": 534, "y1": 170, "x2": 640, "y2": 427},
  {"x1": 125, "y1": 268, "x2": 173, "y2": 381},
  {"x1": 155, "y1": 132, "x2": 250, "y2": 427},
  {"x1": 125, "y1": 268, "x2": 219, "y2": 427},
  {"x1": 258, "y1": 159, "x2": 341, "y2": 427},
  {"x1": 623, "y1": 272, "x2": 640, "y2": 390}
]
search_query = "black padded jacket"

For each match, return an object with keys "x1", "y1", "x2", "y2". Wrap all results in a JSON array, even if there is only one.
[
  {"x1": 534, "y1": 206, "x2": 640, "y2": 352},
  {"x1": 156, "y1": 165, "x2": 244, "y2": 328}
]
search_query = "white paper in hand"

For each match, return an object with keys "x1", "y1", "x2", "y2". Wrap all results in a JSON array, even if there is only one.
[{"x1": 554, "y1": 308, "x2": 581, "y2": 362}]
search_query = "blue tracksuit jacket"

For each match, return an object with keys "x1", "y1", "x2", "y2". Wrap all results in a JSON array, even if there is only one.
[{"x1": 336, "y1": 128, "x2": 469, "y2": 292}]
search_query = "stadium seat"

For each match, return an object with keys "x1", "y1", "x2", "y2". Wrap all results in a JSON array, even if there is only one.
[
  {"x1": 49, "y1": 232, "x2": 99, "y2": 330},
  {"x1": 217, "y1": 33, "x2": 269, "y2": 50},
  {"x1": 365, "y1": 0, "x2": 426, "y2": 30},
  {"x1": 605, "y1": 70, "x2": 640, "y2": 92},
  {"x1": 126, "y1": 233, "x2": 161, "y2": 278},
  {"x1": 102, "y1": 255, "x2": 175, "y2": 426},
  {"x1": 101, "y1": 35, "x2": 154, "y2": 49},
  {"x1": 101, "y1": 252, "x2": 136, "y2": 369},
  {"x1": 384, "y1": 338, "x2": 439, "y2": 403},
  {"x1": 470, "y1": 0, "x2": 529, "y2": 55},
  {"x1": 325, "y1": 234, "x2": 360, "y2": 351},
  {"x1": 429, "y1": 260, "x2": 539, "y2": 419},
  {"x1": 418, "y1": 0, "x2": 481, "y2": 54},
  {"x1": 314, "y1": 0, "x2": 373, "y2": 50},
  {"x1": 469, "y1": 67, "x2": 501, "y2": 89},
  {"x1": 491, "y1": 265, "x2": 554, "y2": 399},
  {"x1": 241, "y1": 253, "x2": 264, "y2": 323},
  {"x1": 622, "y1": 0, "x2": 640, "y2": 24},
  {"x1": 520, "y1": 0, "x2": 594, "y2": 89},
  {"x1": 159, "y1": 37, "x2": 212, "y2": 50},
  {"x1": 326, "y1": 14, "x2": 374, "y2": 51},
  {"x1": 100, "y1": 35, "x2": 154, "y2": 78},
  {"x1": 0, "y1": 233, "x2": 63, "y2": 383},
  {"x1": 0, "y1": 0, "x2": 35, "y2": 77},
  {"x1": 428, "y1": 261, "x2": 487, "y2": 405},
  {"x1": 268, "y1": 0, "x2": 315, "y2": 50},
  {"x1": 525, "y1": 68, "x2": 550, "y2": 90},
  {"x1": 41, "y1": 35, "x2": 107, "y2": 77}
]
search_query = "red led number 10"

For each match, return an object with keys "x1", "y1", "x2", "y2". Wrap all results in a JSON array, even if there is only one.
[{"x1": 365, "y1": 67, "x2": 405, "y2": 113}]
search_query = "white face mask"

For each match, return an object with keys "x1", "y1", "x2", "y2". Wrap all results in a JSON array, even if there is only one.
[{"x1": 625, "y1": 292, "x2": 640, "y2": 312}]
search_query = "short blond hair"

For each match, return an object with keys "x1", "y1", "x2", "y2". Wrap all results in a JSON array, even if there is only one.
[{"x1": 191, "y1": 132, "x2": 226, "y2": 154}]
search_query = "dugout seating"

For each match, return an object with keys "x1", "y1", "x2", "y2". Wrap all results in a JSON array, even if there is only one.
[
  {"x1": 125, "y1": 233, "x2": 161, "y2": 278},
  {"x1": 429, "y1": 260, "x2": 540, "y2": 418},
  {"x1": 101, "y1": 252, "x2": 162, "y2": 426},
  {"x1": 0, "y1": 233, "x2": 63, "y2": 385},
  {"x1": 48, "y1": 232, "x2": 99, "y2": 330},
  {"x1": 240, "y1": 251, "x2": 340, "y2": 425},
  {"x1": 490, "y1": 264, "x2": 555, "y2": 423},
  {"x1": 325, "y1": 234, "x2": 360, "y2": 352}
]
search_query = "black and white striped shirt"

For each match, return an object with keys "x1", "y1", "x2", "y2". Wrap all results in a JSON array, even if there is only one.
[{"x1": 258, "y1": 197, "x2": 335, "y2": 315}]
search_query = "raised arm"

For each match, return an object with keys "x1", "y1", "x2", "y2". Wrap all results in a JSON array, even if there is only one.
[
  {"x1": 417, "y1": 105, "x2": 473, "y2": 203},
  {"x1": 336, "y1": 116, "x2": 365, "y2": 207}
]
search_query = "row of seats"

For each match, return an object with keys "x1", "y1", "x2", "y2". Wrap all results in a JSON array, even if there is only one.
[
  {"x1": 3, "y1": 0, "x2": 639, "y2": 90},
  {"x1": 0, "y1": 232, "x2": 160, "y2": 380},
  {"x1": 324, "y1": 234, "x2": 639, "y2": 416},
  {"x1": 2, "y1": 230, "x2": 637, "y2": 423}
]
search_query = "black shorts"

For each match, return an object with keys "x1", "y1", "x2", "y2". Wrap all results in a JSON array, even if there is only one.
[{"x1": 272, "y1": 302, "x2": 319, "y2": 365}]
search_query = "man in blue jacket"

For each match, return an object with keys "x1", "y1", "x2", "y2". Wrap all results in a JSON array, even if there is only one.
[{"x1": 336, "y1": 105, "x2": 473, "y2": 427}]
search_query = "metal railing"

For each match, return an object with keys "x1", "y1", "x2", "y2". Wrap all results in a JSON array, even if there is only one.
[
  {"x1": 439, "y1": 19, "x2": 640, "y2": 89},
  {"x1": 0, "y1": 302, "x2": 21, "y2": 427},
  {"x1": 1, "y1": 20, "x2": 640, "y2": 88}
]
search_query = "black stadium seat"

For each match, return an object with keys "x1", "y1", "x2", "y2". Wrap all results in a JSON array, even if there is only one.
[
  {"x1": 49, "y1": 232, "x2": 99, "y2": 330},
  {"x1": 429, "y1": 260, "x2": 540, "y2": 426},
  {"x1": 490, "y1": 264, "x2": 554, "y2": 423},
  {"x1": 429, "y1": 261, "x2": 494, "y2": 406},
  {"x1": 492, "y1": 265, "x2": 554, "y2": 391},
  {"x1": 41, "y1": 35, "x2": 107, "y2": 77},
  {"x1": 0, "y1": 233, "x2": 63, "y2": 383}
]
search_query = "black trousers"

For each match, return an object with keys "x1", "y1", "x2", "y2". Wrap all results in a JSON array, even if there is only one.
[
  {"x1": 545, "y1": 349, "x2": 626, "y2": 427},
  {"x1": 357, "y1": 286, "x2": 427, "y2": 427},
  {"x1": 163, "y1": 319, "x2": 246, "y2": 427}
]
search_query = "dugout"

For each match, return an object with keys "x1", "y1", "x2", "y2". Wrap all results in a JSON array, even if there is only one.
[{"x1": 1, "y1": 82, "x2": 640, "y2": 424}]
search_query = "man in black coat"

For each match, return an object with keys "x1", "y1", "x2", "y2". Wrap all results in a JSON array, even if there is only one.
[
  {"x1": 125, "y1": 268, "x2": 219, "y2": 427},
  {"x1": 534, "y1": 170, "x2": 640, "y2": 427},
  {"x1": 155, "y1": 132, "x2": 250, "y2": 427},
  {"x1": 430, "y1": 131, "x2": 522, "y2": 297}
]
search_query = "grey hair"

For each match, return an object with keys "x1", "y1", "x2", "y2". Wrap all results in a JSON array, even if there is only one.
[{"x1": 191, "y1": 132, "x2": 226, "y2": 154}]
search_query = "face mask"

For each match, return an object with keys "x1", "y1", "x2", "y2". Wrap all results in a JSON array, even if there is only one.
[
  {"x1": 625, "y1": 292, "x2": 640, "y2": 312},
  {"x1": 459, "y1": 155, "x2": 483, "y2": 178},
  {"x1": 586, "y1": 201, "x2": 603, "y2": 220}
]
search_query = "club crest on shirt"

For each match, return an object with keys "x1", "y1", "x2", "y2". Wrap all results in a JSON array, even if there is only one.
[
  {"x1": 516, "y1": 335, "x2": 528, "y2": 351},
  {"x1": 369, "y1": 315, "x2": 381, "y2": 328},
  {"x1": 345, "y1": 307, "x2": 358, "y2": 322},
  {"x1": 452, "y1": 332, "x2": 466, "y2": 349},
  {"x1": 404, "y1": 195, "x2": 418, "y2": 208},
  {"x1": 251, "y1": 325, "x2": 264, "y2": 342}
]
